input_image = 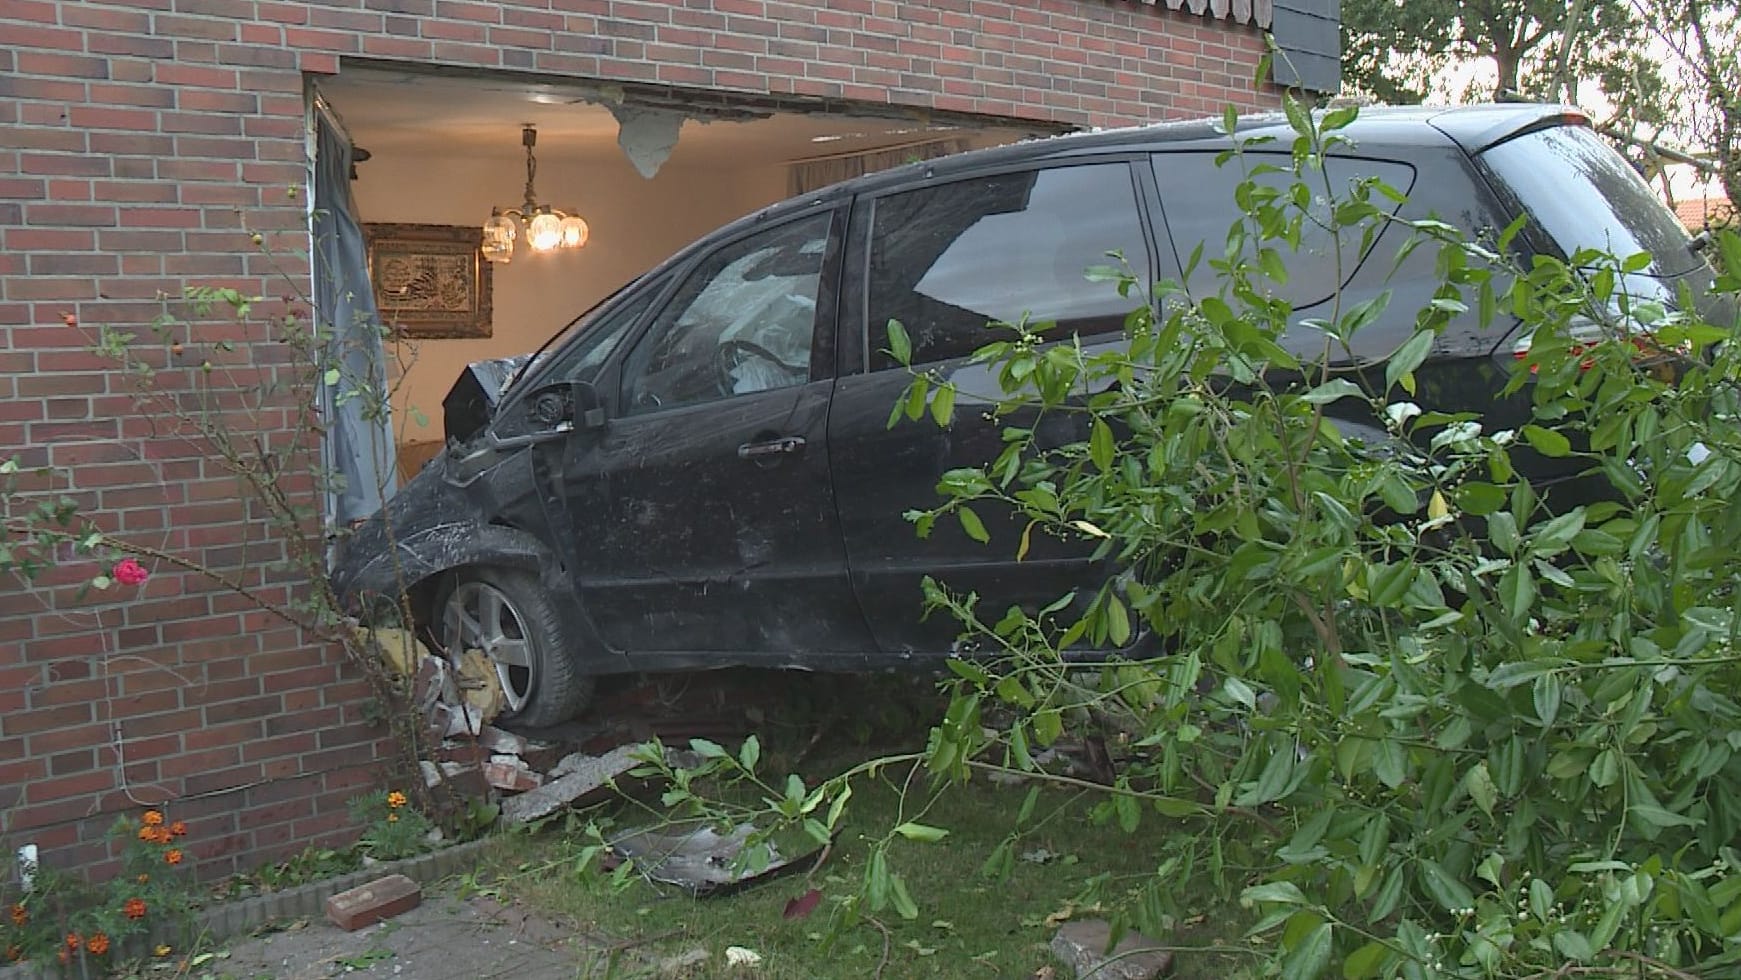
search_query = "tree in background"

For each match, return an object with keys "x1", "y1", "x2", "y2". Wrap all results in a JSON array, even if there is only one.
[{"x1": 1342, "y1": 0, "x2": 1738, "y2": 217}]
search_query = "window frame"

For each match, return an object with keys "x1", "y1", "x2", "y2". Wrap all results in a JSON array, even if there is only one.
[
  {"x1": 848, "y1": 156, "x2": 1159, "y2": 374},
  {"x1": 611, "y1": 204, "x2": 847, "y2": 418},
  {"x1": 1148, "y1": 150, "x2": 1419, "y2": 312}
]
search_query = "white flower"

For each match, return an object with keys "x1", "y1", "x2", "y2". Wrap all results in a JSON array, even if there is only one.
[
  {"x1": 1384, "y1": 401, "x2": 1423, "y2": 428},
  {"x1": 725, "y1": 946, "x2": 763, "y2": 967}
]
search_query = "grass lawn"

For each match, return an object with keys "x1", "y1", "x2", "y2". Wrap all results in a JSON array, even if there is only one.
[{"x1": 482, "y1": 738, "x2": 1262, "y2": 979}]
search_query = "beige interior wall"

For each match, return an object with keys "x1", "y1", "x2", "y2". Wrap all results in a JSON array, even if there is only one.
[{"x1": 351, "y1": 146, "x2": 790, "y2": 445}]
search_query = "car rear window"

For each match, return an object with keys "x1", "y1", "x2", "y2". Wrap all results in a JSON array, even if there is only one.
[
  {"x1": 1152, "y1": 152, "x2": 1417, "y2": 310},
  {"x1": 1480, "y1": 125, "x2": 1698, "y2": 277},
  {"x1": 866, "y1": 163, "x2": 1150, "y2": 369}
]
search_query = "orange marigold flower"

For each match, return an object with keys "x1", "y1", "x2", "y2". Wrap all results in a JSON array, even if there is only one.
[
  {"x1": 6, "y1": 944, "x2": 20, "y2": 962},
  {"x1": 57, "y1": 949, "x2": 69, "y2": 965},
  {"x1": 123, "y1": 897, "x2": 147, "y2": 920},
  {"x1": 149, "y1": 827, "x2": 172, "y2": 845},
  {"x1": 137, "y1": 873, "x2": 150, "y2": 884},
  {"x1": 165, "y1": 849, "x2": 183, "y2": 865},
  {"x1": 169, "y1": 820, "x2": 188, "y2": 837},
  {"x1": 386, "y1": 791, "x2": 408, "y2": 809},
  {"x1": 141, "y1": 810, "x2": 164, "y2": 826},
  {"x1": 87, "y1": 933, "x2": 110, "y2": 956},
  {"x1": 65, "y1": 933, "x2": 81, "y2": 951},
  {"x1": 8, "y1": 903, "x2": 25, "y2": 926},
  {"x1": 138, "y1": 825, "x2": 156, "y2": 842},
  {"x1": 386, "y1": 813, "x2": 398, "y2": 823}
]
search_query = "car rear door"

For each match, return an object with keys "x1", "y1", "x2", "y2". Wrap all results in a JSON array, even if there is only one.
[
  {"x1": 556, "y1": 204, "x2": 876, "y2": 665},
  {"x1": 826, "y1": 160, "x2": 1162, "y2": 656}
]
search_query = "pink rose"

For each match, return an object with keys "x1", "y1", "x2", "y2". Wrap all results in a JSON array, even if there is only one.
[{"x1": 112, "y1": 558, "x2": 149, "y2": 586}]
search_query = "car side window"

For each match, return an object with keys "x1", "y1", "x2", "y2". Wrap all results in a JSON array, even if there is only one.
[
  {"x1": 866, "y1": 163, "x2": 1150, "y2": 370},
  {"x1": 620, "y1": 213, "x2": 832, "y2": 416},
  {"x1": 538, "y1": 275, "x2": 669, "y2": 384},
  {"x1": 1153, "y1": 153, "x2": 1416, "y2": 310}
]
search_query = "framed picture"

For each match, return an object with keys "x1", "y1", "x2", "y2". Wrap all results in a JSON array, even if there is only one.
[{"x1": 364, "y1": 223, "x2": 494, "y2": 339}]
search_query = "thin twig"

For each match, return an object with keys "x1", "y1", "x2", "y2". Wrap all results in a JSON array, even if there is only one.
[{"x1": 864, "y1": 914, "x2": 893, "y2": 980}]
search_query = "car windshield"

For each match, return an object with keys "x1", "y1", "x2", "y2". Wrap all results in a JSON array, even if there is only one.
[
  {"x1": 504, "y1": 277, "x2": 641, "y2": 391},
  {"x1": 1480, "y1": 124, "x2": 1698, "y2": 279}
]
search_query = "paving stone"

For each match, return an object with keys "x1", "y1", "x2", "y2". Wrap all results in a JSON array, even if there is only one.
[{"x1": 1051, "y1": 918, "x2": 1173, "y2": 980}]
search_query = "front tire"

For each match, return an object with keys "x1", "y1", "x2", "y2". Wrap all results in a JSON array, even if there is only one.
[{"x1": 435, "y1": 568, "x2": 594, "y2": 727}]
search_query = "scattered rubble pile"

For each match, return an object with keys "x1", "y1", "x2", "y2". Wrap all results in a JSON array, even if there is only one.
[{"x1": 353, "y1": 625, "x2": 761, "y2": 825}]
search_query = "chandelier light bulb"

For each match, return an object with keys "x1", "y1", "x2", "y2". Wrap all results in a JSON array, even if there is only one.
[
  {"x1": 527, "y1": 210, "x2": 563, "y2": 252},
  {"x1": 559, "y1": 214, "x2": 590, "y2": 249}
]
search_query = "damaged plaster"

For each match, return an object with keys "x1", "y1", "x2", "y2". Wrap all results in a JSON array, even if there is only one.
[{"x1": 610, "y1": 105, "x2": 688, "y2": 179}]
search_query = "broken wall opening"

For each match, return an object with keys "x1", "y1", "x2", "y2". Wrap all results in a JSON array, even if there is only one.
[{"x1": 313, "y1": 66, "x2": 1053, "y2": 474}]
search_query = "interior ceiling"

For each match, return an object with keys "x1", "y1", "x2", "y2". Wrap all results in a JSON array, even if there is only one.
[{"x1": 318, "y1": 69, "x2": 1041, "y2": 167}]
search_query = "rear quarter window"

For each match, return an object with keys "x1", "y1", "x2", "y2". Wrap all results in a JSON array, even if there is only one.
[
  {"x1": 1152, "y1": 153, "x2": 1417, "y2": 310},
  {"x1": 865, "y1": 162, "x2": 1151, "y2": 370}
]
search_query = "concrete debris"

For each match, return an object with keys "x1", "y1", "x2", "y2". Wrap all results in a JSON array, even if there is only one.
[
  {"x1": 482, "y1": 757, "x2": 543, "y2": 793},
  {"x1": 402, "y1": 666, "x2": 783, "y2": 840},
  {"x1": 477, "y1": 724, "x2": 529, "y2": 756},
  {"x1": 724, "y1": 945, "x2": 763, "y2": 967},
  {"x1": 1050, "y1": 919, "x2": 1174, "y2": 980},
  {"x1": 500, "y1": 744, "x2": 645, "y2": 824},
  {"x1": 659, "y1": 947, "x2": 711, "y2": 976}
]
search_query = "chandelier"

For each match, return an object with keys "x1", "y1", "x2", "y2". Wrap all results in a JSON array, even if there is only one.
[{"x1": 480, "y1": 124, "x2": 588, "y2": 263}]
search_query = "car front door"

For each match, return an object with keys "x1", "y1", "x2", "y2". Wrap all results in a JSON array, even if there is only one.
[
  {"x1": 560, "y1": 206, "x2": 875, "y2": 665},
  {"x1": 827, "y1": 161, "x2": 1160, "y2": 655}
]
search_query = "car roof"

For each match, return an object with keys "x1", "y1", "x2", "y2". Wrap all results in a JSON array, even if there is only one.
[
  {"x1": 655, "y1": 102, "x2": 1587, "y2": 278},
  {"x1": 730, "y1": 101, "x2": 1584, "y2": 224}
]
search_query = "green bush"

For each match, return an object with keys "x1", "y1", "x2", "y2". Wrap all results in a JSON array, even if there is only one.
[{"x1": 634, "y1": 101, "x2": 1741, "y2": 977}]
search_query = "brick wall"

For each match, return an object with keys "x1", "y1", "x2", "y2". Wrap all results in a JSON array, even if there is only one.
[{"x1": 0, "y1": 0, "x2": 1279, "y2": 879}]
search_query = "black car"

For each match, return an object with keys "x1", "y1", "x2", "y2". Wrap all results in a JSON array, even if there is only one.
[{"x1": 333, "y1": 103, "x2": 1718, "y2": 725}]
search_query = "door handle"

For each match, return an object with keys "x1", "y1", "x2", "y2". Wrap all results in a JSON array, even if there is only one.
[{"x1": 737, "y1": 436, "x2": 806, "y2": 459}]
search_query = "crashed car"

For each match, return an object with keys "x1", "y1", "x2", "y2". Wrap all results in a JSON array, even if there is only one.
[{"x1": 333, "y1": 103, "x2": 1720, "y2": 726}]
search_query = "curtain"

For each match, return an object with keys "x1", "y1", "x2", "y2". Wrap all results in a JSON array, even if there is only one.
[
  {"x1": 312, "y1": 100, "x2": 398, "y2": 526},
  {"x1": 788, "y1": 139, "x2": 976, "y2": 196}
]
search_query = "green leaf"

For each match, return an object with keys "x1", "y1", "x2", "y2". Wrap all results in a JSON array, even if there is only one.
[
  {"x1": 1301, "y1": 378, "x2": 1364, "y2": 404},
  {"x1": 1090, "y1": 417, "x2": 1115, "y2": 472},
  {"x1": 1532, "y1": 673, "x2": 1562, "y2": 728},
  {"x1": 1374, "y1": 738, "x2": 1405, "y2": 788},
  {"x1": 1224, "y1": 676, "x2": 1257, "y2": 711},
  {"x1": 887, "y1": 319, "x2": 912, "y2": 365},
  {"x1": 1465, "y1": 761, "x2": 1498, "y2": 817},
  {"x1": 1629, "y1": 804, "x2": 1700, "y2": 829},
  {"x1": 1343, "y1": 941, "x2": 1389, "y2": 979},
  {"x1": 893, "y1": 822, "x2": 950, "y2": 843},
  {"x1": 957, "y1": 506, "x2": 990, "y2": 544},
  {"x1": 1419, "y1": 858, "x2": 1475, "y2": 913},
  {"x1": 1242, "y1": 881, "x2": 1310, "y2": 906},
  {"x1": 1529, "y1": 878, "x2": 1554, "y2": 923},
  {"x1": 1105, "y1": 594, "x2": 1131, "y2": 646},
  {"x1": 1553, "y1": 929, "x2": 1595, "y2": 962},
  {"x1": 1281, "y1": 923, "x2": 1333, "y2": 980},
  {"x1": 929, "y1": 383, "x2": 955, "y2": 427},
  {"x1": 1386, "y1": 330, "x2": 1434, "y2": 393},
  {"x1": 890, "y1": 871, "x2": 919, "y2": 920},
  {"x1": 690, "y1": 738, "x2": 728, "y2": 759},
  {"x1": 738, "y1": 734, "x2": 760, "y2": 772},
  {"x1": 1522, "y1": 424, "x2": 1572, "y2": 457}
]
